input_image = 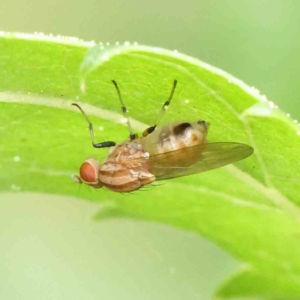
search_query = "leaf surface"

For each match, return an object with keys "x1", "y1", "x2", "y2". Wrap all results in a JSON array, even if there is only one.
[{"x1": 1, "y1": 32, "x2": 300, "y2": 298}]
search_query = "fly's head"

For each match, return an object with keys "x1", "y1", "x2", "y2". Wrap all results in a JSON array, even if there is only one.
[{"x1": 72, "y1": 158, "x2": 103, "y2": 189}]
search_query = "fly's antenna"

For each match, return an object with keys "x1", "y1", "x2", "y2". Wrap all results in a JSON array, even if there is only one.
[
  {"x1": 72, "y1": 103, "x2": 116, "y2": 149},
  {"x1": 143, "y1": 80, "x2": 178, "y2": 137},
  {"x1": 112, "y1": 80, "x2": 136, "y2": 140}
]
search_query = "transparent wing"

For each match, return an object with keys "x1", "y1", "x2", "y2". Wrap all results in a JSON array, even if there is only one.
[{"x1": 144, "y1": 142, "x2": 253, "y2": 180}]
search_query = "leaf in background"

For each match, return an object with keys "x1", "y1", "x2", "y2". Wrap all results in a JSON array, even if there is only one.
[{"x1": 0, "y1": 32, "x2": 300, "y2": 298}]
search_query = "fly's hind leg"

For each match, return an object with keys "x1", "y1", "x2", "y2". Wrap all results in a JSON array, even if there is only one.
[
  {"x1": 142, "y1": 80, "x2": 178, "y2": 137},
  {"x1": 112, "y1": 80, "x2": 138, "y2": 141}
]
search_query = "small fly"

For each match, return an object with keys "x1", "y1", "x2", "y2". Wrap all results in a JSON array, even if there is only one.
[{"x1": 72, "y1": 80, "x2": 253, "y2": 192}]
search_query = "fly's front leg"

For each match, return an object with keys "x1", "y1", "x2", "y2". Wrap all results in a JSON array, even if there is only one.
[
  {"x1": 143, "y1": 80, "x2": 177, "y2": 137},
  {"x1": 72, "y1": 103, "x2": 116, "y2": 149}
]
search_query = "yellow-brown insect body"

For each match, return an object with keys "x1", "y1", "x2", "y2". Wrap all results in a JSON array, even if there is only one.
[{"x1": 96, "y1": 120, "x2": 209, "y2": 192}]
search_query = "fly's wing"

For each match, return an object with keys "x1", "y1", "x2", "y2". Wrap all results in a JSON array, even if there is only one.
[{"x1": 145, "y1": 142, "x2": 253, "y2": 180}]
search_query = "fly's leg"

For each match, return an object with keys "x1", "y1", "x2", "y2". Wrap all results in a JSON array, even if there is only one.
[
  {"x1": 72, "y1": 103, "x2": 116, "y2": 148},
  {"x1": 112, "y1": 80, "x2": 138, "y2": 140},
  {"x1": 142, "y1": 80, "x2": 177, "y2": 137}
]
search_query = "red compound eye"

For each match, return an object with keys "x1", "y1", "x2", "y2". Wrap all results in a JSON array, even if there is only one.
[
  {"x1": 80, "y1": 162, "x2": 96, "y2": 183},
  {"x1": 79, "y1": 159, "x2": 103, "y2": 188}
]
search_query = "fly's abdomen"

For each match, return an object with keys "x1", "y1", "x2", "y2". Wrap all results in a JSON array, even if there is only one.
[{"x1": 142, "y1": 120, "x2": 210, "y2": 155}]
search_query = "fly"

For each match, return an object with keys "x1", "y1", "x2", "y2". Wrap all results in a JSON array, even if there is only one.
[{"x1": 72, "y1": 80, "x2": 253, "y2": 192}]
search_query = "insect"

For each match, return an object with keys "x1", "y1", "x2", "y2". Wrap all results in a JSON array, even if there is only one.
[{"x1": 72, "y1": 80, "x2": 253, "y2": 192}]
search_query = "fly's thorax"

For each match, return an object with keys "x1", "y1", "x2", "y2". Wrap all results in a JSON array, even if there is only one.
[
  {"x1": 99, "y1": 161, "x2": 155, "y2": 192},
  {"x1": 106, "y1": 140, "x2": 149, "y2": 163},
  {"x1": 141, "y1": 120, "x2": 210, "y2": 154},
  {"x1": 99, "y1": 140, "x2": 154, "y2": 192}
]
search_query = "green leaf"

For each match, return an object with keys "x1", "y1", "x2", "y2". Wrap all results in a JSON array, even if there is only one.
[
  {"x1": 216, "y1": 267, "x2": 295, "y2": 299},
  {"x1": 1, "y1": 32, "x2": 300, "y2": 298}
]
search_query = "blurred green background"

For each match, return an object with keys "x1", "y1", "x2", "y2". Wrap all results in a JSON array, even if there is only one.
[{"x1": 0, "y1": 0, "x2": 299, "y2": 299}]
